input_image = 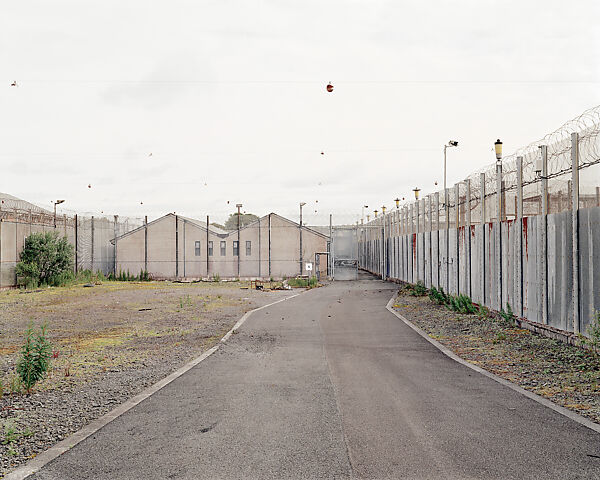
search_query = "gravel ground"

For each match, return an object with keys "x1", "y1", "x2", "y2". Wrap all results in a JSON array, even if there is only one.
[
  {"x1": 393, "y1": 285, "x2": 600, "y2": 426},
  {"x1": 0, "y1": 281, "x2": 296, "y2": 478}
]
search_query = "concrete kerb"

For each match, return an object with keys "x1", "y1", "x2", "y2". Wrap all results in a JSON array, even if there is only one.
[
  {"x1": 5, "y1": 292, "x2": 302, "y2": 480},
  {"x1": 385, "y1": 295, "x2": 600, "y2": 436}
]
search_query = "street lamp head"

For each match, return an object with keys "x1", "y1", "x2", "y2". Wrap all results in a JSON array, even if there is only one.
[
  {"x1": 394, "y1": 198, "x2": 400, "y2": 208},
  {"x1": 236, "y1": 203, "x2": 243, "y2": 208},
  {"x1": 494, "y1": 139, "x2": 503, "y2": 161},
  {"x1": 55, "y1": 199, "x2": 65, "y2": 205},
  {"x1": 374, "y1": 210, "x2": 378, "y2": 217},
  {"x1": 413, "y1": 187, "x2": 421, "y2": 200},
  {"x1": 300, "y1": 202, "x2": 306, "y2": 207},
  {"x1": 381, "y1": 206, "x2": 386, "y2": 214},
  {"x1": 448, "y1": 140, "x2": 458, "y2": 147}
]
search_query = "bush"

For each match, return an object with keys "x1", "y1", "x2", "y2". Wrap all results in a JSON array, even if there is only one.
[
  {"x1": 408, "y1": 281, "x2": 427, "y2": 296},
  {"x1": 429, "y1": 286, "x2": 448, "y2": 305},
  {"x1": 16, "y1": 323, "x2": 52, "y2": 393},
  {"x1": 16, "y1": 231, "x2": 74, "y2": 288},
  {"x1": 499, "y1": 303, "x2": 516, "y2": 325}
]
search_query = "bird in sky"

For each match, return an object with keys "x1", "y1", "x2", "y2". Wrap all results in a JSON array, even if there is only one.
[{"x1": 10, "y1": 81, "x2": 17, "y2": 87}]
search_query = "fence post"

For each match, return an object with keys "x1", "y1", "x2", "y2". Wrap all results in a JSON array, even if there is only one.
[
  {"x1": 540, "y1": 145, "x2": 548, "y2": 325},
  {"x1": 465, "y1": 179, "x2": 472, "y2": 298},
  {"x1": 480, "y1": 173, "x2": 486, "y2": 305},
  {"x1": 382, "y1": 213, "x2": 386, "y2": 280},
  {"x1": 428, "y1": 195, "x2": 433, "y2": 287},
  {"x1": 496, "y1": 161, "x2": 503, "y2": 311},
  {"x1": 455, "y1": 183, "x2": 460, "y2": 294},
  {"x1": 113, "y1": 215, "x2": 118, "y2": 276},
  {"x1": 445, "y1": 188, "x2": 450, "y2": 292},
  {"x1": 571, "y1": 133, "x2": 580, "y2": 334},
  {"x1": 415, "y1": 200, "x2": 420, "y2": 282},
  {"x1": 74, "y1": 214, "x2": 78, "y2": 274},
  {"x1": 516, "y1": 156, "x2": 524, "y2": 318},
  {"x1": 91, "y1": 216, "x2": 95, "y2": 272}
]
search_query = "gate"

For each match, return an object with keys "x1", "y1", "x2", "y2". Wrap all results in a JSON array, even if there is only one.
[{"x1": 331, "y1": 226, "x2": 358, "y2": 280}]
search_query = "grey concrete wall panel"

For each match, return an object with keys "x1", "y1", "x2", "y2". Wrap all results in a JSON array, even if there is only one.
[
  {"x1": 579, "y1": 208, "x2": 600, "y2": 334},
  {"x1": 547, "y1": 211, "x2": 573, "y2": 332},
  {"x1": 439, "y1": 232, "x2": 447, "y2": 292},
  {"x1": 424, "y1": 233, "x2": 431, "y2": 287},
  {"x1": 471, "y1": 225, "x2": 483, "y2": 305},
  {"x1": 524, "y1": 216, "x2": 542, "y2": 324}
]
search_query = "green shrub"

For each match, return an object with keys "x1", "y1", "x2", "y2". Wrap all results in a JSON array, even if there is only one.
[
  {"x1": 212, "y1": 273, "x2": 221, "y2": 282},
  {"x1": 585, "y1": 310, "x2": 600, "y2": 347},
  {"x1": 499, "y1": 303, "x2": 516, "y2": 325},
  {"x1": 16, "y1": 323, "x2": 52, "y2": 393},
  {"x1": 16, "y1": 232, "x2": 74, "y2": 288},
  {"x1": 429, "y1": 286, "x2": 448, "y2": 305},
  {"x1": 445, "y1": 294, "x2": 477, "y2": 314},
  {"x1": 477, "y1": 304, "x2": 490, "y2": 320},
  {"x1": 409, "y1": 281, "x2": 427, "y2": 296}
]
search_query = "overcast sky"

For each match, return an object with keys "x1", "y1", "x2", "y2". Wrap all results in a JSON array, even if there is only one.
[{"x1": 1, "y1": 1, "x2": 599, "y2": 224}]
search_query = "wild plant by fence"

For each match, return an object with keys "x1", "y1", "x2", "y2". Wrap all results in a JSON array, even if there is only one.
[{"x1": 359, "y1": 105, "x2": 600, "y2": 337}]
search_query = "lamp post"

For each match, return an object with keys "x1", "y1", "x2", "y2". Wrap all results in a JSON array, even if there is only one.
[
  {"x1": 394, "y1": 198, "x2": 401, "y2": 209},
  {"x1": 236, "y1": 203, "x2": 242, "y2": 277},
  {"x1": 381, "y1": 206, "x2": 386, "y2": 215},
  {"x1": 374, "y1": 210, "x2": 378, "y2": 218},
  {"x1": 299, "y1": 202, "x2": 306, "y2": 275},
  {"x1": 362, "y1": 205, "x2": 368, "y2": 224},
  {"x1": 413, "y1": 187, "x2": 421, "y2": 200},
  {"x1": 443, "y1": 140, "x2": 459, "y2": 194},
  {"x1": 53, "y1": 199, "x2": 65, "y2": 228}
]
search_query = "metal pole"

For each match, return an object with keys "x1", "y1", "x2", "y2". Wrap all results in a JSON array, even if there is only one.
[
  {"x1": 540, "y1": 145, "x2": 548, "y2": 325},
  {"x1": 444, "y1": 145, "x2": 447, "y2": 194},
  {"x1": 183, "y1": 219, "x2": 186, "y2": 278},
  {"x1": 465, "y1": 180, "x2": 472, "y2": 298},
  {"x1": 571, "y1": 133, "x2": 580, "y2": 334},
  {"x1": 480, "y1": 173, "x2": 486, "y2": 305},
  {"x1": 145, "y1": 215, "x2": 148, "y2": 274},
  {"x1": 299, "y1": 204, "x2": 303, "y2": 276},
  {"x1": 445, "y1": 188, "x2": 449, "y2": 292},
  {"x1": 516, "y1": 156, "x2": 524, "y2": 318},
  {"x1": 268, "y1": 213, "x2": 272, "y2": 278},
  {"x1": 175, "y1": 215, "x2": 179, "y2": 279},
  {"x1": 258, "y1": 215, "x2": 261, "y2": 278},
  {"x1": 91, "y1": 216, "x2": 95, "y2": 273},
  {"x1": 74, "y1": 214, "x2": 78, "y2": 274},
  {"x1": 114, "y1": 215, "x2": 118, "y2": 276},
  {"x1": 455, "y1": 184, "x2": 460, "y2": 294},
  {"x1": 329, "y1": 213, "x2": 332, "y2": 279},
  {"x1": 496, "y1": 161, "x2": 503, "y2": 311},
  {"x1": 206, "y1": 215, "x2": 209, "y2": 278},
  {"x1": 237, "y1": 204, "x2": 241, "y2": 278}
]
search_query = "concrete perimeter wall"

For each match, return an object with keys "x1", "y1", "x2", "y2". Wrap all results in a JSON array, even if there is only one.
[{"x1": 360, "y1": 206, "x2": 600, "y2": 337}]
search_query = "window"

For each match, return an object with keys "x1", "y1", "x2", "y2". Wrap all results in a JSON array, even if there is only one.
[
  {"x1": 220, "y1": 241, "x2": 226, "y2": 256},
  {"x1": 208, "y1": 241, "x2": 213, "y2": 256},
  {"x1": 194, "y1": 241, "x2": 201, "y2": 256},
  {"x1": 246, "y1": 240, "x2": 251, "y2": 256},
  {"x1": 233, "y1": 241, "x2": 239, "y2": 256}
]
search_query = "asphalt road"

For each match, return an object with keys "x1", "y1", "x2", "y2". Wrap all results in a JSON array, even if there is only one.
[{"x1": 31, "y1": 275, "x2": 600, "y2": 479}]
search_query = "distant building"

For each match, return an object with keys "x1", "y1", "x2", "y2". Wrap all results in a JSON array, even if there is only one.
[{"x1": 111, "y1": 213, "x2": 329, "y2": 280}]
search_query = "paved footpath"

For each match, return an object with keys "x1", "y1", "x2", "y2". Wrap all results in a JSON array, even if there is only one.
[{"x1": 30, "y1": 276, "x2": 600, "y2": 479}]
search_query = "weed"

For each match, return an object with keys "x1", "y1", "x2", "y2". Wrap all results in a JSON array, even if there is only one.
[
  {"x1": 9, "y1": 375, "x2": 22, "y2": 394},
  {"x1": 179, "y1": 295, "x2": 192, "y2": 308},
  {"x1": 477, "y1": 304, "x2": 490, "y2": 321},
  {"x1": 584, "y1": 311, "x2": 600, "y2": 348},
  {"x1": 499, "y1": 303, "x2": 516, "y2": 325},
  {"x1": 428, "y1": 286, "x2": 448, "y2": 305},
  {"x1": 493, "y1": 331, "x2": 507, "y2": 344},
  {"x1": 212, "y1": 273, "x2": 221, "y2": 282},
  {"x1": 408, "y1": 281, "x2": 427, "y2": 297},
  {"x1": 16, "y1": 323, "x2": 52, "y2": 393},
  {"x1": 2, "y1": 420, "x2": 19, "y2": 445}
]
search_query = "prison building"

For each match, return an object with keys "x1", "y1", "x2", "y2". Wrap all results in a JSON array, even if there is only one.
[{"x1": 111, "y1": 213, "x2": 329, "y2": 280}]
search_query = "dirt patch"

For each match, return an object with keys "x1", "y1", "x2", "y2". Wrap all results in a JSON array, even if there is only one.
[
  {"x1": 0, "y1": 281, "x2": 296, "y2": 477},
  {"x1": 393, "y1": 287, "x2": 600, "y2": 426}
]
